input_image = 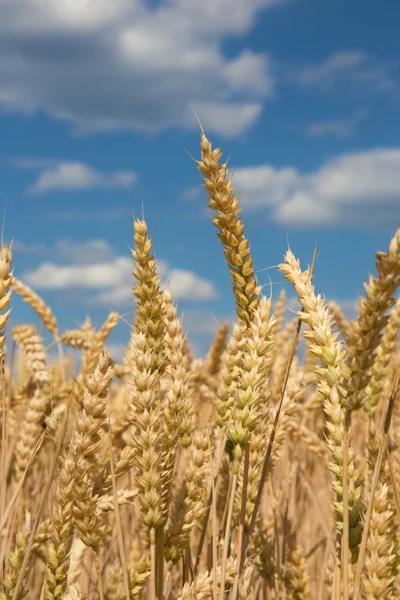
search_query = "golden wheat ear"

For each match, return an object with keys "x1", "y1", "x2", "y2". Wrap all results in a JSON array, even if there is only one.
[{"x1": 196, "y1": 132, "x2": 259, "y2": 326}]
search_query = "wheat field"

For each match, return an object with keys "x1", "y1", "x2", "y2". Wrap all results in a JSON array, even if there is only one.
[{"x1": 0, "y1": 130, "x2": 399, "y2": 600}]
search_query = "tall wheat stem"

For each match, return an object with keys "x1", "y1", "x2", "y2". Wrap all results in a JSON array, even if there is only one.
[
  {"x1": 232, "y1": 446, "x2": 250, "y2": 600},
  {"x1": 93, "y1": 550, "x2": 105, "y2": 600},
  {"x1": 150, "y1": 529, "x2": 157, "y2": 600},
  {"x1": 342, "y1": 410, "x2": 350, "y2": 600},
  {"x1": 219, "y1": 471, "x2": 238, "y2": 600},
  {"x1": 194, "y1": 435, "x2": 226, "y2": 572}
]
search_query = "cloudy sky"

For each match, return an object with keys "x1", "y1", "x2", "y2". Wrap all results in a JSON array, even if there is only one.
[{"x1": 1, "y1": 0, "x2": 399, "y2": 357}]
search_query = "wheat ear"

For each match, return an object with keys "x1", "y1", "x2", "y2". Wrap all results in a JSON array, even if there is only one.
[
  {"x1": 196, "y1": 132, "x2": 259, "y2": 325},
  {"x1": 12, "y1": 276, "x2": 58, "y2": 336},
  {"x1": 45, "y1": 448, "x2": 75, "y2": 600},
  {"x1": 362, "y1": 482, "x2": 396, "y2": 599},
  {"x1": 279, "y1": 250, "x2": 363, "y2": 560},
  {"x1": 345, "y1": 228, "x2": 400, "y2": 412}
]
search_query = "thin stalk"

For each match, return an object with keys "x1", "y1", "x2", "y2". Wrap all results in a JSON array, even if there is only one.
[
  {"x1": 318, "y1": 540, "x2": 331, "y2": 600},
  {"x1": 0, "y1": 356, "x2": 7, "y2": 522},
  {"x1": 232, "y1": 446, "x2": 250, "y2": 600},
  {"x1": 158, "y1": 529, "x2": 165, "y2": 600},
  {"x1": 273, "y1": 513, "x2": 281, "y2": 599},
  {"x1": 364, "y1": 423, "x2": 371, "y2": 491},
  {"x1": 108, "y1": 420, "x2": 130, "y2": 599},
  {"x1": 304, "y1": 537, "x2": 326, "y2": 559},
  {"x1": 194, "y1": 433, "x2": 226, "y2": 572},
  {"x1": 93, "y1": 549, "x2": 105, "y2": 600},
  {"x1": 209, "y1": 433, "x2": 218, "y2": 600},
  {"x1": 252, "y1": 579, "x2": 261, "y2": 600},
  {"x1": 0, "y1": 340, "x2": 13, "y2": 521},
  {"x1": 206, "y1": 530, "x2": 212, "y2": 572},
  {"x1": 219, "y1": 470, "x2": 238, "y2": 600},
  {"x1": 183, "y1": 545, "x2": 189, "y2": 585},
  {"x1": 342, "y1": 410, "x2": 350, "y2": 600},
  {"x1": 220, "y1": 470, "x2": 234, "y2": 536},
  {"x1": 0, "y1": 340, "x2": 17, "y2": 518},
  {"x1": 334, "y1": 533, "x2": 341, "y2": 600},
  {"x1": 150, "y1": 529, "x2": 157, "y2": 600},
  {"x1": 280, "y1": 480, "x2": 291, "y2": 576},
  {"x1": 187, "y1": 544, "x2": 195, "y2": 583},
  {"x1": 164, "y1": 571, "x2": 171, "y2": 599}
]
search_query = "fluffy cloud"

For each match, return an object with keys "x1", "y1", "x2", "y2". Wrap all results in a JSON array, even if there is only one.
[
  {"x1": 227, "y1": 148, "x2": 400, "y2": 228},
  {"x1": 23, "y1": 161, "x2": 136, "y2": 195},
  {"x1": 22, "y1": 254, "x2": 218, "y2": 305},
  {"x1": 23, "y1": 257, "x2": 132, "y2": 291},
  {"x1": 0, "y1": 0, "x2": 279, "y2": 137},
  {"x1": 166, "y1": 269, "x2": 218, "y2": 301},
  {"x1": 89, "y1": 285, "x2": 133, "y2": 308}
]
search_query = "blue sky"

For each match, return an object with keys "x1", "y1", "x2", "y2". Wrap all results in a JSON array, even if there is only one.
[{"x1": 1, "y1": 0, "x2": 399, "y2": 357}]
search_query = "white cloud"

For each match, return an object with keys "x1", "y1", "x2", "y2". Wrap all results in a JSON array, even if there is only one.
[
  {"x1": 170, "y1": 0, "x2": 284, "y2": 36},
  {"x1": 93, "y1": 266, "x2": 218, "y2": 306},
  {"x1": 26, "y1": 161, "x2": 136, "y2": 195},
  {"x1": 228, "y1": 148, "x2": 400, "y2": 228},
  {"x1": 223, "y1": 51, "x2": 273, "y2": 95},
  {"x1": 290, "y1": 50, "x2": 397, "y2": 93},
  {"x1": 167, "y1": 269, "x2": 218, "y2": 301},
  {"x1": 191, "y1": 102, "x2": 263, "y2": 138},
  {"x1": 23, "y1": 256, "x2": 132, "y2": 290},
  {"x1": 4, "y1": 0, "x2": 133, "y2": 32},
  {"x1": 90, "y1": 286, "x2": 133, "y2": 308},
  {"x1": 0, "y1": 0, "x2": 280, "y2": 137},
  {"x1": 22, "y1": 254, "x2": 218, "y2": 305}
]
